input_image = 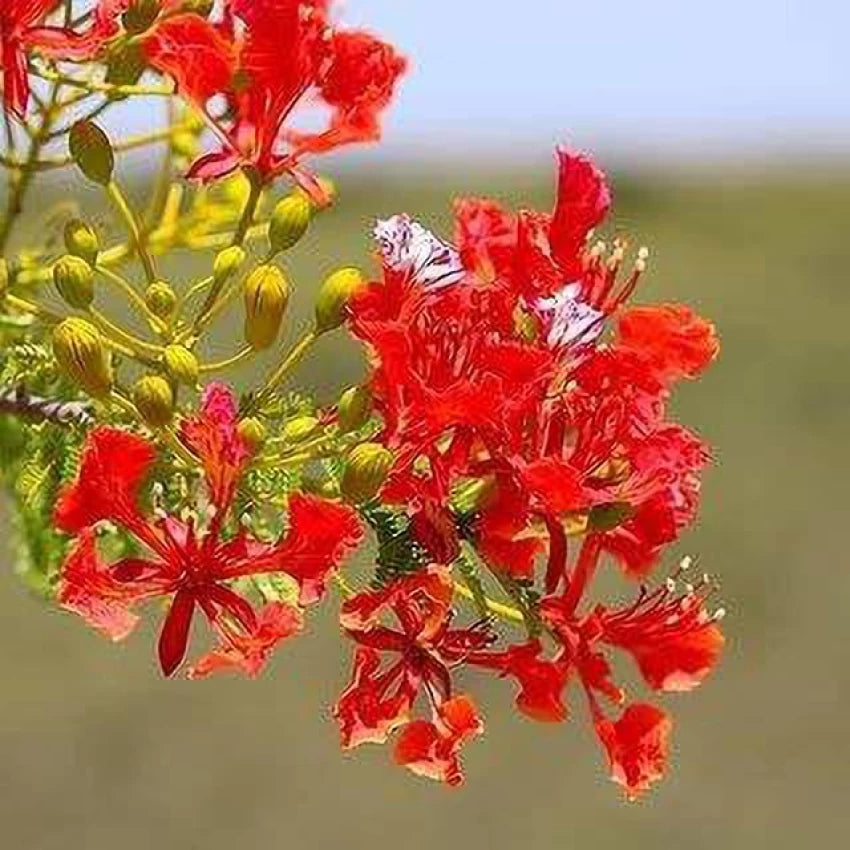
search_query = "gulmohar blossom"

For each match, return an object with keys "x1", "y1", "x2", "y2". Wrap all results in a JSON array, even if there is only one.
[
  {"x1": 1, "y1": 0, "x2": 725, "y2": 802},
  {"x1": 55, "y1": 384, "x2": 362, "y2": 677}
]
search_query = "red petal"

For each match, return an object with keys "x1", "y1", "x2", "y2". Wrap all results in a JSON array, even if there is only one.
[
  {"x1": 158, "y1": 589, "x2": 196, "y2": 677},
  {"x1": 55, "y1": 428, "x2": 156, "y2": 533},
  {"x1": 187, "y1": 602, "x2": 302, "y2": 680},
  {"x1": 143, "y1": 13, "x2": 236, "y2": 106},
  {"x1": 594, "y1": 703, "x2": 672, "y2": 800}
]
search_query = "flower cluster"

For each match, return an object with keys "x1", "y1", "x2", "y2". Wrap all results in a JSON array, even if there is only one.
[{"x1": 1, "y1": 0, "x2": 725, "y2": 801}]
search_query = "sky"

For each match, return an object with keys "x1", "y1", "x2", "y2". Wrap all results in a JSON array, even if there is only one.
[{"x1": 334, "y1": 0, "x2": 848, "y2": 164}]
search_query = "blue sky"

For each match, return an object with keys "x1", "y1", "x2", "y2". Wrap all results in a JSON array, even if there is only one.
[{"x1": 337, "y1": 0, "x2": 848, "y2": 163}]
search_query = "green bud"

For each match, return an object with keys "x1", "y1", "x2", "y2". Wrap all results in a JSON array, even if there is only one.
[
  {"x1": 52, "y1": 318, "x2": 113, "y2": 398},
  {"x1": 588, "y1": 502, "x2": 635, "y2": 532},
  {"x1": 213, "y1": 245, "x2": 246, "y2": 285},
  {"x1": 122, "y1": 0, "x2": 161, "y2": 34},
  {"x1": 315, "y1": 267, "x2": 367, "y2": 333},
  {"x1": 340, "y1": 443, "x2": 393, "y2": 504},
  {"x1": 163, "y1": 344, "x2": 200, "y2": 387},
  {"x1": 237, "y1": 417, "x2": 267, "y2": 452},
  {"x1": 145, "y1": 281, "x2": 177, "y2": 319},
  {"x1": 104, "y1": 41, "x2": 146, "y2": 86},
  {"x1": 451, "y1": 476, "x2": 497, "y2": 516},
  {"x1": 268, "y1": 193, "x2": 313, "y2": 254},
  {"x1": 63, "y1": 219, "x2": 99, "y2": 267},
  {"x1": 53, "y1": 255, "x2": 95, "y2": 310},
  {"x1": 69, "y1": 120, "x2": 114, "y2": 186},
  {"x1": 132, "y1": 375, "x2": 174, "y2": 428},
  {"x1": 337, "y1": 385, "x2": 373, "y2": 433},
  {"x1": 282, "y1": 416, "x2": 320, "y2": 443},
  {"x1": 243, "y1": 264, "x2": 291, "y2": 351}
]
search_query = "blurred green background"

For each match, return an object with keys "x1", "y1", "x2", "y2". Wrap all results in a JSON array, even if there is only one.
[{"x1": 1, "y1": 163, "x2": 849, "y2": 848}]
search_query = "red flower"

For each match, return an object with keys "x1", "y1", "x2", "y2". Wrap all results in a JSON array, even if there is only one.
[
  {"x1": 333, "y1": 566, "x2": 491, "y2": 785},
  {"x1": 533, "y1": 559, "x2": 724, "y2": 798},
  {"x1": 0, "y1": 0, "x2": 58, "y2": 118},
  {"x1": 394, "y1": 695, "x2": 484, "y2": 788},
  {"x1": 55, "y1": 383, "x2": 362, "y2": 677},
  {"x1": 185, "y1": 0, "x2": 407, "y2": 195}
]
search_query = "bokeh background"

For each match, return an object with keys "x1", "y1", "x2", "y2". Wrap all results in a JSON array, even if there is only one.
[{"x1": 2, "y1": 1, "x2": 849, "y2": 848}]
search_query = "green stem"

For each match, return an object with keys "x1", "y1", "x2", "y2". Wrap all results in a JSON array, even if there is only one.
[
  {"x1": 255, "y1": 330, "x2": 318, "y2": 409},
  {"x1": 107, "y1": 181, "x2": 157, "y2": 284}
]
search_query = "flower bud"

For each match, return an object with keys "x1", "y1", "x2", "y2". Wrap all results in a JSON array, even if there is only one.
[
  {"x1": 53, "y1": 255, "x2": 95, "y2": 310},
  {"x1": 337, "y1": 385, "x2": 373, "y2": 433},
  {"x1": 145, "y1": 281, "x2": 177, "y2": 319},
  {"x1": 122, "y1": 0, "x2": 161, "y2": 34},
  {"x1": 451, "y1": 476, "x2": 497, "y2": 516},
  {"x1": 132, "y1": 375, "x2": 174, "y2": 428},
  {"x1": 69, "y1": 120, "x2": 114, "y2": 186},
  {"x1": 243, "y1": 264, "x2": 291, "y2": 350},
  {"x1": 163, "y1": 344, "x2": 200, "y2": 387},
  {"x1": 63, "y1": 220, "x2": 99, "y2": 267},
  {"x1": 237, "y1": 417, "x2": 267, "y2": 452},
  {"x1": 268, "y1": 193, "x2": 313, "y2": 254},
  {"x1": 282, "y1": 416, "x2": 320, "y2": 443},
  {"x1": 52, "y1": 318, "x2": 113, "y2": 398},
  {"x1": 213, "y1": 245, "x2": 246, "y2": 285},
  {"x1": 315, "y1": 267, "x2": 366, "y2": 333},
  {"x1": 340, "y1": 443, "x2": 393, "y2": 504}
]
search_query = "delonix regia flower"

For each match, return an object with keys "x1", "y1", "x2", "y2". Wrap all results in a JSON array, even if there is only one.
[{"x1": 1, "y1": 0, "x2": 725, "y2": 801}]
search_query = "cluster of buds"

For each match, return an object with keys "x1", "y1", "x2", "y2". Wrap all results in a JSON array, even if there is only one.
[{"x1": 0, "y1": 0, "x2": 725, "y2": 801}]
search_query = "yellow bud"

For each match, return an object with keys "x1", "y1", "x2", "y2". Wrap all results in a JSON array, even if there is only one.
[
  {"x1": 340, "y1": 443, "x2": 393, "y2": 504},
  {"x1": 69, "y1": 120, "x2": 114, "y2": 186},
  {"x1": 163, "y1": 344, "x2": 200, "y2": 387},
  {"x1": 237, "y1": 417, "x2": 267, "y2": 452},
  {"x1": 243, "y1": 264, "x2": 291, "y2": 350},
  {"x1": 122, "y1": 0, "x2": 161, "y2": 34},
  {"x1": 282, "y1": 416, "x2": 320, "y2": 443},
  {"x1": 337, "y1": 385, "x2": 373, "y2": 433},
  {"x1": 268, "y1": 193, "x2": 313, "y2": 254},
  {"x1": 132, "y1": 375, "x2": 174, "y2": 428},
  {"x1": 315, "y1": 267, "x2": 366, "y2": 333},
  {"x1": 53, "y1": 255, "x2": 95, "y2": 310},
  {"x1": 213, "y1": 245, "x2": 246, "y2": 285},
  {"x1": 145, "y1": 281, "x2": 177, "y2": 319},
  {"x1": 63, "y1": 219, "x2": 99, "y2": 267},
  {"x1": 52, "y1": 318, "x2": 113, "y2": 398}
]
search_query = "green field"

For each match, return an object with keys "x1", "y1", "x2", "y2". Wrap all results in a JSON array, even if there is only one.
[{"x1": 1, "y1": 165, "x2": 848, "y2": 848}]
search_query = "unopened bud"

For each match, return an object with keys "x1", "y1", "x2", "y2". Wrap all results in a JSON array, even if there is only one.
[
  {"x1": 122, "y1": 0, "x2": 161, "y2": 34},
  {"x1": 451, "y1": 475, "x2": 497, "y2": 515},
  {"x1": 63, "y1": 220, "x2": 99, "y2": 267},
  {"x1": 340, "y1": 443, "x2": 393, "y2": 504},
  {"x1": 163, "y1": 344, "x2": 200, "y2": 387},
  {"x1": 268, "y1": 193, "x2": 313, "y2": 254},
  {"x1": 213, "y1": 245, "x2": 246, "y2": 285},
  {"x1": 282, "y1": 416, "x2": 320, "y2": 443},
  {"x1": 145, "y1": 281, "x2": 177, "y2": 319},
  {"x1": 52, "y1": 318, "x2": 112, "y2": 398},
  {"x1": 69, "y1": 120, "x2": 114, "y2": 186},
  {"x1": 53, "y1": 255, "x2": 95, "y2": 310},
  {"x1": 237, "y1": 417, "x2": 267, "y2": 452},
  {"x1": 243, "y1": 264, "x2": 291, "y2": 350},
  {"x1": 337, "y1": 385, "x2": 373, "y2": 433},
  {"x1": 315, "y1": 267, "x2": 366, "y2": 333},
  {"x1": 132, "y1": 375, "x2": 174, "y2": 428}
]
